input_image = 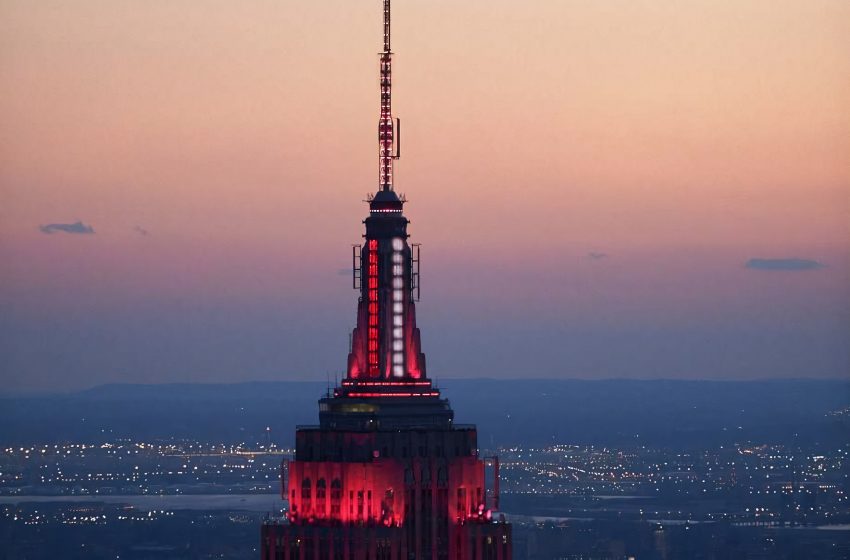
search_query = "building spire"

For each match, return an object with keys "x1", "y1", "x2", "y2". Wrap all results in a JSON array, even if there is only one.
[
  {"x1": 383, "y1": 0, "x2": 391, "y2": 52},
  {"x1": 378, "y1": 0, "x2": 399, "y2": 192}
]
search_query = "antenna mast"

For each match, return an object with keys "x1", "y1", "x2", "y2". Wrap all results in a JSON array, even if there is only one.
[{"x1": 378, "y1": 0, "x2": 400, "y2": 192}]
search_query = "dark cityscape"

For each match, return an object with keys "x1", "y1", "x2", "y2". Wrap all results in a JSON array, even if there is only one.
[
  {"x1": 1, "y1": 379, "x2": 848, "y2": 558},
  {"x1": 2, "y1": 435, "x2": 849, "y2": 558}
]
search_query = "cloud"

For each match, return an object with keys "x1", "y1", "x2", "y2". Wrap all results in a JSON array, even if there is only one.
[
  {"x1": 587, "y1": 252, "x2": 608, "y2": 261},
  {"x1": 745, "y1": 258, "x2": 824, "y2": 271},
  {"x1": 39, "y1": 221, "x2": 95, "y2": 235},
  {"x1": 134, "y1": 225, "x2": 149, "y2": 236}
]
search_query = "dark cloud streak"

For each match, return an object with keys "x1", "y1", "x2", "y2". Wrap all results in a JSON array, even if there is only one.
[
  {"x1": 39, "y1": 221, "x2": 95, "y2": 235},
  {"x1": 746, "y1": 258, "x2": 824, "y2": 271}
]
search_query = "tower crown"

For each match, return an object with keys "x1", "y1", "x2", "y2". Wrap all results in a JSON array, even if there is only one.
[
  {"x1": 368, "y1": 189, "x2": 404, "y2": 214},
  {"x1": 345, "y1": 0, "x2": 426, "y2": 390}
]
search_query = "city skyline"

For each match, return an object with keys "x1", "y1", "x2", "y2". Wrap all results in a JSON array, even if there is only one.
[{"x1": 2, "y1": 0, "x2": 849, "y2": 391}]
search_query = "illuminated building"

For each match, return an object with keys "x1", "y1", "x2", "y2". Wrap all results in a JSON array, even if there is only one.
[{"x1": 260, "y1": 1, "x2": 511, "y2": 558}]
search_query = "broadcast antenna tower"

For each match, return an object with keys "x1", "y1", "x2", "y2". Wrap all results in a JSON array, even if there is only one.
[{"x1": 378, "y1": 0, "x2": 400, "y2": 192}]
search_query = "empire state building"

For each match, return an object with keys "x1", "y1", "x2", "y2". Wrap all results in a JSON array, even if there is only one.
[{"x1": 261, "y1": 2, "x2": 512, "y2": 558}]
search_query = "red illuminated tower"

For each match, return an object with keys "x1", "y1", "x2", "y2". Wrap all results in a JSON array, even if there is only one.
[{"x1": 261, "y1": 2, "x2": 511, "y2": 558}]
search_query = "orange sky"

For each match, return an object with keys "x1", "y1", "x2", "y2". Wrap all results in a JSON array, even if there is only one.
[{"x1": 1, "y1": 0, "x2": 848, "y2": 390}]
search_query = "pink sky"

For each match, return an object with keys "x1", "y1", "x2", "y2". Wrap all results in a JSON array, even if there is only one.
[{"x1": 1, "y1": 0, "x2": 848, "y2": 390}]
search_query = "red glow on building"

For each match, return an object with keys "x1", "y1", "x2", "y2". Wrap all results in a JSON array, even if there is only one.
[
  {"x1": 341, "y1": 380, "x2": 433, "y2": 387},
  {"x1": 342, "y1": 392, "x2": 441, "y2": 398},
  {"x1": 366, "y1": 239, "x2": 379, "y2": 377}
]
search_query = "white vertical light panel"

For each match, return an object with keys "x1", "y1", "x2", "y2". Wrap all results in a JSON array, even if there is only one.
[{"x1": 391, "y1": 237, "x2": 405, "y2": 377}]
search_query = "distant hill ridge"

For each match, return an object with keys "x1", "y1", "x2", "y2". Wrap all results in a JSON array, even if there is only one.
[
  {"x1": 76, "y1": 377, "x2": 847, "y2": 397},
  {"x1": 2, "y1": 378, "x2": 847, "y2": 447}
]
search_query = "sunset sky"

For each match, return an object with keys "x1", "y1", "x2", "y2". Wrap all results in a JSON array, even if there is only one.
[{"x1": 1, "y1": 0, "x2": 848, "y2": 391}]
